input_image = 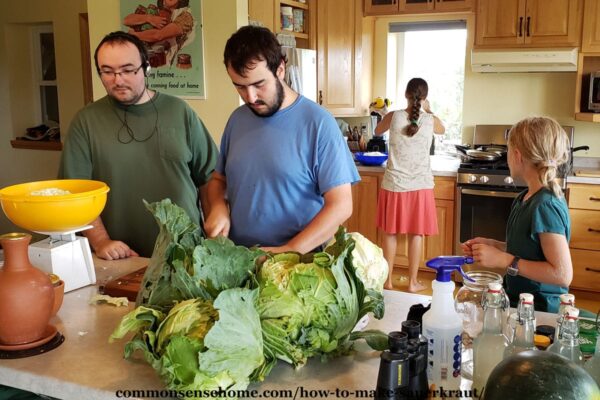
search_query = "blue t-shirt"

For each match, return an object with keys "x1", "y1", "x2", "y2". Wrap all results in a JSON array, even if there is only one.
[
  {"x1": 505, "y1": 188, "x2": 571, "y2": 312},
  {"x1": 216, "y1": 95, "x2": 360, "y2": 247}
]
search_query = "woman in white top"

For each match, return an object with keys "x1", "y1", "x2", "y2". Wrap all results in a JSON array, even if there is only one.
[{"x1": 375, "y1": 78, "x2": 445, "y2": 292}]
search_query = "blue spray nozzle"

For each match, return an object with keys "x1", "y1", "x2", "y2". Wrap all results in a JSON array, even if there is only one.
[{"x1": 425, "y1": 256, "x2": 475, "y2": 283}]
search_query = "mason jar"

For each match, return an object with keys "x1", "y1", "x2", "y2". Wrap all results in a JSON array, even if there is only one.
[{"x1": 454, "y1": 271, "x2": 509, "y2": 380}]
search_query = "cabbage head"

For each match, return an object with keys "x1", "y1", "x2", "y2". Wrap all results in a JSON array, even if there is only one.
[
  {"x1": 258, "y1": 227, "x2": 385, "y2": 368},
  {"x1": 110, "y1": 289, "x2": 270, "y2": 400},
  {"x1": 346, "y1": 232, "x2": 388, "y2": 294}
]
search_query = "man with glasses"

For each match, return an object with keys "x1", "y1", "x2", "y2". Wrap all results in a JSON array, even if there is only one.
[{"x1": 58, "y1": 31, "x2": 218, "y2": 260}]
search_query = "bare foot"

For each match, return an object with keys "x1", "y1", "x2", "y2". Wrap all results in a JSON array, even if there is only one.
[
  {"x1": 384, "y1": 280, "x2": 394, "y2": 290},
  {"x1": 407, "y1": 281, "x2": 427, "y2": 293}
]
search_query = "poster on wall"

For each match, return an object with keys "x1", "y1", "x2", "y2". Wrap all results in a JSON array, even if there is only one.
[{"x1": 119, "y1": 0, "x2": 205, "y2": 99}]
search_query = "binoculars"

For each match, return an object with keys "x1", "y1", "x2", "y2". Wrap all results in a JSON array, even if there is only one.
[{"x1": 375, "y1": 320, "x2": 429, "y2": 400}]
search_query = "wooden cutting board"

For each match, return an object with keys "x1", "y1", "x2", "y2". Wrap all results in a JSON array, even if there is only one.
[
  {"x1": 102, "y1": 266, "x2": 147, "y2": 301},
  {"x1": 574, "y1": 169, "x2": 600, "y2": 178}
]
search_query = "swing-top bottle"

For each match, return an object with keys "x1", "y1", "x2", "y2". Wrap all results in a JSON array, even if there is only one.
[
  {"x1": 503, "y1": 293, "x2": 536, "y2": 358},
  {"x1": 547, "y1": 305, "x2": 584, "y2": 365},
  {"x1": 472, "y1": 282, "x2": 508, "y2": 395}
]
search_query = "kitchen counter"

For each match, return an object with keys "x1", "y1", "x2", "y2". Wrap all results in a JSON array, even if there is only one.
[
  {"x1": 357, "y1": 154, "x2": 461, "y2": 177},
  {"x1": 568, "y1": 158, "x2": 600, "y2": 185},
  {"x1": 0, "y1": 257, "x2": 555, "y2": 400}
]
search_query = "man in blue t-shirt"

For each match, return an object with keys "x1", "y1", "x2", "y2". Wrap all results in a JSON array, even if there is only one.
[{"x1": 205, "y1": 25, "x2": 360, "y2": 253}]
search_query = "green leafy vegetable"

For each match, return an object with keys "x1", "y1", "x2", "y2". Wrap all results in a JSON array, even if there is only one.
[
  {"x1": 110, "y1": 289, "x2": 267, "y2": 399},
  {"x1": 113, "y1": 201, "x2": 388, "y2": 397}
]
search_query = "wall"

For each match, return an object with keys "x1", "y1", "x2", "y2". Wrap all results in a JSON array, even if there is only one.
[
  {"x1": 371, "y1": 14, "x2": 599, "y2": 158},
  {"x1": 86, "y1": 0, "x2": 246, "y2": 144},
  {"x1": 0, "y1": 0, "x2": 88, "y2": 234}
]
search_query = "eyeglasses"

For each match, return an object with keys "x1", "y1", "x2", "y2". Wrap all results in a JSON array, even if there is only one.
[{"x1": 99, "y1": 64, "x2": 144, "y2": 80}]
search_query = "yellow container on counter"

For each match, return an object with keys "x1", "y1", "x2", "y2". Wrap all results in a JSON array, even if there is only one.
[{"x1": 0, "y1": 179, "x2": 109, "y2": 232}]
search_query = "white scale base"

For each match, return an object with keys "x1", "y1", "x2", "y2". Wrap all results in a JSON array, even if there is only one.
[{"x1": 28, "y1": 226, "x2": 96, "y2": 293}]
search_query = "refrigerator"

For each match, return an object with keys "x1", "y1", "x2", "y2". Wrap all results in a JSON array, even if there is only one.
[{"x1": 283, "y1": 47, "x2": 317, "y2": 103}]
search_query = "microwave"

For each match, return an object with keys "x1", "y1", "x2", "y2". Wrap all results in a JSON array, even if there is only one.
[{"x1": 588, "y1": 71, "x2": 600, "y2": 112}]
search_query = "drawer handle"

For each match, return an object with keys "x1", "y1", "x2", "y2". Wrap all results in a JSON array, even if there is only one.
[
  {"x1": 588, "y1": 228, "x2": 600, "y2": 234},
  {"x1": 585, "y1": 267, "x2": 600, "y2": 274},
  {"x1": 518, "y1": 17, "x2": 523, "y2": 37},
  {"x1": 590, "y1": 196, "x2": 600, "y2": 202}
]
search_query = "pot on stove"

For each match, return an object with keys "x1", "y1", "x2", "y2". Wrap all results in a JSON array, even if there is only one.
[{"x1": 455, "y1": 145, "x2": 504, "y2": 161}]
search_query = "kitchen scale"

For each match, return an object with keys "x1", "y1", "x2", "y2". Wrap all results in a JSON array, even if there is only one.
[
  {"x1": 0, "y1": 179, "x2": 109, "y2": 295},
  {"x1": 28, "y1": 226, "x2": 96, "y2": 293}
]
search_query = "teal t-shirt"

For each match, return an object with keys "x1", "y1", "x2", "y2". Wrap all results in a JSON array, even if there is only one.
[{"x1": 504, "y1": 188, "x2": 571, "y2": 312}]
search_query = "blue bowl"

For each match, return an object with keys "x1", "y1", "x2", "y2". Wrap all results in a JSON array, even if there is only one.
[{"x1": 355, "y1": 152, "x2": 388, "y2": 166}]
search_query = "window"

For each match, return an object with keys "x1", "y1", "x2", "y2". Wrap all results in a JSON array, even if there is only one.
[
  {"x1": 387, "y1": 21, "x2": 467, "y2": 144},
  {"x1": 31, "y1": 25, "x2": 59, "y2": 125}
]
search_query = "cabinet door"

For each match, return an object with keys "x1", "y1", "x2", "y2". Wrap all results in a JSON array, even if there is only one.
[
  {"x1": 424, "y1": 199, "x2": 455, "y2": 260},
  {"x1": 569, "y1": 209, "x2": 600, "y2": 251},
  {"x1": 570, "y1": 248, "x2": 600, "y2": 292},
  {"x1": 365, "y1": 0, "x2": 401, "y2": 15},
  {"x1": 475, "y1": 0, "x2": 525, "y2": 46},
  {"x1": 248, "y1": 0, "x2": 275, "y2": 32},
  {"x1": 525, "y1": 0, "x2": 582, "y2": 46},
  {"x1": 435, "y1": 0, "x2": 474, "y2": 12},
  {"x1": 318, "y1": 0, "x2": 367, "y2": 115},
  {"x1": 344, "y1": 174, "x2": 379, "y2": 244},
  {"x1": 402, "y1": 0, "x2": 434, "y2": 13},
  {"x1": 582, "y1": 0, "x2": 600, "y2": 52}
]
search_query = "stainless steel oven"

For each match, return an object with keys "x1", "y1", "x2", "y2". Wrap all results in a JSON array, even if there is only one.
[{"x1": 455, "y1": 185, "x2": 520, "y2": 254}]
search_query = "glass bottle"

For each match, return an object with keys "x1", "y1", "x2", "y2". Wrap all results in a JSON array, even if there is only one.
[
  {"x1": 584, "y1": 311, "x2": 600, "y2": 386},
  {"x1": 554, "y1": 293, "x2": 575, "y2": 343},
  {"x1": 454, "y1": 271, "x2": 508, "y2": 380},
  {"x1": 547, "y1": 306, "x2": 584, "y2": 365},
  {"x1": 472, "y1": 282, "x2": 508, "y2": 395},
  {"x1": 504, "y1": 293, "x2": 537, "y2": 358}
]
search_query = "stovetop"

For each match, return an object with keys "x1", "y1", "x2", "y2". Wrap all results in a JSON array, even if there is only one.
[{"x1": 459, "y1": 160, "x2": 509, "y2": 172}]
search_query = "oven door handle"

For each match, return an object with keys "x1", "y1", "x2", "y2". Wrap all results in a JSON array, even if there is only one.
[{"x1": 460, "y1": 188, "x2": 520, "y2": 199}]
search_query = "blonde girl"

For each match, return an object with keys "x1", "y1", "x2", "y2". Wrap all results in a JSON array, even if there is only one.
[
  {"x1": 375, "y1": 78, "x2": 445, "y2": 292},
  {"x1": 462, "y1": 116, "x2": 572, "y2": 312}
]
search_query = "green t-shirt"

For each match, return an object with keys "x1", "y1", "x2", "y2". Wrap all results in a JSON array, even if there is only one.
[
  {"x1": 505, "y1": 188, "x2": 571, "y2": 313},
  {"x1": 58, "y1": 93, "x2": 218, "y2": 257}
]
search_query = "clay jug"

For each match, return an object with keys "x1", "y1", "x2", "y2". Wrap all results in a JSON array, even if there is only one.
[{"x1": 0, "y1": 233, "x2": 54, "y2": 345}]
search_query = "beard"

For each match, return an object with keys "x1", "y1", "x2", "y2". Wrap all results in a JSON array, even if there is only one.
[{"x1": 247, "y1": 79, "x2": 285, "y2": 118}]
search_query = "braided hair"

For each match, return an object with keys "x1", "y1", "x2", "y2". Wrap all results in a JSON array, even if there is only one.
[
  {"x1": 507, "y1": 117, "x2": 570, "y2": 197},
  {"x1": 405, "y1": 78, "x2": 429, "y2": 137}
]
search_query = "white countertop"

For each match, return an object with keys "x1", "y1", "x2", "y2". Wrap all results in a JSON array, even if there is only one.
[
  {"x1": 568, "y1": 158, "x2": 600, "y2": 185},
  {"x1": 0, "y1": 258, "x2": 556, "y2": 400}
]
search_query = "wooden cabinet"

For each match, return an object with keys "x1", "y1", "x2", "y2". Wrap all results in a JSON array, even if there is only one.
[
  {"x1": 567, "y1": 183, "x2": 600, "y2": 293},
  {"x1": 582, "y1": 0, "x2": 600, "y2": 52},
  {"x1": 317, "y1": 0, "x2": 373, "y2": 116},
  {"x1": 573, "y1": 53, "x2": 600, "y2": 122},
  {"x1": 344, "y1": 172, "x2": 380, "y2": 244},
  {"x1": 392, "y1": 176, "x2": 456, "y2": 271},
  {"x1": 364, "y1": 0, "x2": 473, "y2": 16},
  {"x1": 248, "y1": 0, "x2": 316, "y2": 49},
  {"x1": 575, "y1": 0, "x2": 600, "y2": 122},
  {"x1": 475, "y1": 0, "x2": 582, "y2": 48},
  {"x1": 345, "y1": 171, "x2": 456, "y2": 272}
]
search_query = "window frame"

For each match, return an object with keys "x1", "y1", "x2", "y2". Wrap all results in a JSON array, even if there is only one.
[{"x1": 30, "y1": 24, "x2": 59, "y2": 125}]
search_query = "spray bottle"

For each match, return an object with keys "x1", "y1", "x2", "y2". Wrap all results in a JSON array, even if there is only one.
[{"x1": 422, "y1": 256, "x2": 474, "y2": 392}]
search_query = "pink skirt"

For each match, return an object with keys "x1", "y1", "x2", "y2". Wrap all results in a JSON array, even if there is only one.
[{"x1": 376, "y1": 188, "x2": 439, "y2": 235}]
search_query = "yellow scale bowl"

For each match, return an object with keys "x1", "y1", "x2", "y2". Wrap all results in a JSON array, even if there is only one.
[{"x1": 0, "y1": 179, "x2": 109, "y2": 233}]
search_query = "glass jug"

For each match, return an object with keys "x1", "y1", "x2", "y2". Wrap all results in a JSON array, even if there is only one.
[{"x1": 454, "y1": 271, "x2": 509, "y2": 380}]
